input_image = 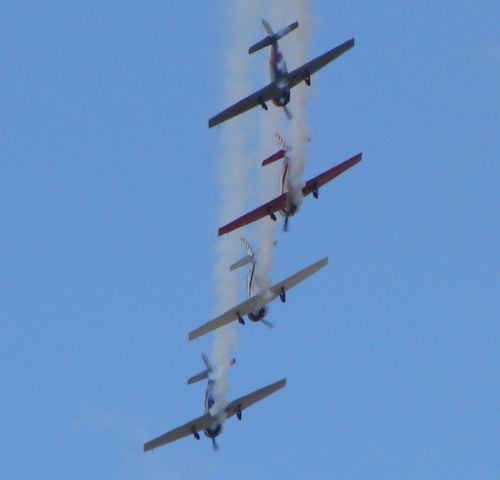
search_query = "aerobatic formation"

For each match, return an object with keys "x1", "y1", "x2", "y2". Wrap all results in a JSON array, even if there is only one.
[{"x1": 144, "y1": 18, "x2": 362, "y2": 452}]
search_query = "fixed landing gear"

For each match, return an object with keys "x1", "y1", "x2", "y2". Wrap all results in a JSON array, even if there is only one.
[
  {"x1": 237, "y1": 410, "x2": 242, "y2": 421},
  {"x1": 192, "y1": 427, "x2": 200, "y2": 440},
  {"x1": 279, "y1": 287, "x2": 286, "y2": 303},
  {"x1": 312, "y1": 188, "x2": 319, "y2": 199},
  {"x1": 237, "y1": 312, "x2": 245, "y2": 325},
  {"x1": 305, "y1": 75, "x2": 311, "y2": 86}
]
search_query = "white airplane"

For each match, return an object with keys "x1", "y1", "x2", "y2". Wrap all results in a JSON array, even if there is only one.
[
  {"x1": 188, "y1": 256, "x2": 328, "y2": 341},
  {"x1": 208, "y1": 19, "x2": 354, "y2": 127},
  {"x1": 143, "y1": 354, "x2": 286, "y2": 451}
]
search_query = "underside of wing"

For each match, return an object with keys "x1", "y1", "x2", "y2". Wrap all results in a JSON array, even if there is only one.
[
  {"x1": 218, "y1": 194, "x2": 287, "y2": 236},
  {"x1": 287, "y1": 37, "x2": 355, "y2": 90},
  {"x1": 269, "y1": 257, "x2": 328, "y2": 300},
  {"x1": 302, "y1": 153, "x2": 362, "y2": 197},
  {"x1": 208, "y1": 83, "x2": 279, "y2": 128},
  {"x1": 188, "y1": 295, "x2": 262, "y2": 341},
  {"x1": 225, "y1": 378, "x2": 287, "y2": 419},
  {"x1": 143, "y1": 413, "x2": 213, "y2": 452}
]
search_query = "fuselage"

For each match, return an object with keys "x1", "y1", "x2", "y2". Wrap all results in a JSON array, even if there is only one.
[
  {"x1": 246, "y1": 259, "x2": 269, "y2": 322},
  {"x1": 278, "y1": 151, "x2": 300, "y2": 219},
  {"x1": 269, "y1": 42, "x2": 291, "y2": 107},
  {"x1": 203, "y1": 379, "x2": 223, "y2": 439}
]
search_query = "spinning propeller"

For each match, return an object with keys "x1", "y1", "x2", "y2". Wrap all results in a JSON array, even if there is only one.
[{"x1": 261, "y1": 319, "x2": 274, "y2": 329}]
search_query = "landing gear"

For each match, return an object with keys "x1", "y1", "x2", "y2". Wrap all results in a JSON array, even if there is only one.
[
  {"x1": 279, "y1": 287, "x2": 286, "y2": 303},
  {"x1": 237, "y1": 311, "x2": 245, "y2": 325},
  {"x1": 192, "y1": 427, "x2": 200, "y2": 440},
  {"x1": 236, "y1": 410, "x2": 242, "y2": 421},
  {"x1": 305, "y1": 75, "x2": 311, "y2": 86},
  {"x1": 259, "y1": 97, "x2": 268, "y2": 110},
  {"x1": 312, "y1": 188, "x2": 319, "y2": 199}
]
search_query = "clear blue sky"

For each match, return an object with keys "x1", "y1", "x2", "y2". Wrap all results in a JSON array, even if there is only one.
[{"x1": 1, "y1": 1, "x2": 499, "y2": 479}]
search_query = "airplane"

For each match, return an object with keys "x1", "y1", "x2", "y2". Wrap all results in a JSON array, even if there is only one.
[
  {"x1": 143, "y1": 353, "x2": 286, "y2": 451},
  {"x1": 218, "y1": 151, "x2": 363, "y2": 236},
  {"x1": 188, "y1": 256, "x2": 328, "y2": 341},
  {"x1": 227, "y1": 237, "x2": 275, "y2": 327},
  {"x1": 208, "y1": 19, "x2": 354, "y2": 128}
]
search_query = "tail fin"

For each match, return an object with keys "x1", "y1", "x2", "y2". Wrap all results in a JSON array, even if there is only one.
[
  {"x1": 249, "y1": 20, "x2": 299, "y2": 54},
  {"x1": 187, "y1": 354, "x2": 235, "y2": 385},
  {"x1": 229, "y1": 238, "x2": 255, "y2": 271},
  {"x1": 262, "y1": 133, "x2": 290, "y2": 166}
]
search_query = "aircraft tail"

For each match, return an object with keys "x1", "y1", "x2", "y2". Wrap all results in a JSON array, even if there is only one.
[
  {"x1": 261, "y1": 133, "x2": 290, "y2": 166},
  {"x1": 249, "y1": 20, "x2": 299, "y2": 54},
  {"x1": 229, "y1": 238, "x2": 255, "y2": 271},
  {"x1": 187, "y1": 353, "x2": 235, "y2": 385}
]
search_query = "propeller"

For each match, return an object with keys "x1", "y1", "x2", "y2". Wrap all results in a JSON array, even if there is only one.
[
  {"x1": 212, "y1": 438, "x2": 219, "y2": 451},
  {"x1": 261, "y1": 319, "x2": 274, "y2": 328},
  {"x1": 283, "y1": 105, "x2": 292, "y2": 120},
  {"x1": 283, "y1": 216, "x2": 289, "y2": 232}
]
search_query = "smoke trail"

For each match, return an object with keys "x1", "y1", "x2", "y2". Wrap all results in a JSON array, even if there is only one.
[
  {"x1": 253, "y1": 2, "x2": 314, "y2": 299},
  {"x1": 286, "y1": 1, "x2": 314, "y2": 209},
  {"x1": 208, "y1": 1, "x2": 261, "y2": 418},
  {"x1": 209, "y1": 1, "x2": 314, "y2": 415},
  {"x1": 252, "y1": 5, "x2": 291, "y2": 298}
]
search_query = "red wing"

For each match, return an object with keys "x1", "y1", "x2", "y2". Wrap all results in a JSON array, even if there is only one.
[
  {"x1": 302, "y1": 153, "x2": 362, "y2": 197},
  {"x1": 218, "y1": 194, "x2": 287, "y2": 236}
]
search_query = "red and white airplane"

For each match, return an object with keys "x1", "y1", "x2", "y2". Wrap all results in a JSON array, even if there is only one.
[
  {"x1": 218, "y1": 142, "x2": 363, "y2": 236},
  {"x1": 143, "y1": 354, "x2": 285, "y2": 451},
  {"x1": 208, "y1": 19, "x2": 354, "y2": 127}
]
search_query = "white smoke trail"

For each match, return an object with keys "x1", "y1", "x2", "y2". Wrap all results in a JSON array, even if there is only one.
[
  {"x1": 209, "y1": 1, "x2": 261, "y2": 418},
  {"x1": 253, "y1": 2, "x2": 314, "y2": 298},
  {"x1": 209, "y1": 1, "x2": 314, "y2": 415},
  {"x1": 286, "y1": 1, "x2": 314, "y2": 209}
]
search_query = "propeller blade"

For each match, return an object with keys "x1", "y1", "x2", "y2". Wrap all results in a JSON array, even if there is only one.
[
  {"x1": 283, "y1": 217, "x2": 289, "y2": 232},
  {"x1": 212, "y1": 437, "x2": 219, "y2": 451},
  {"x1": 283, "y1": 106, "x2": 292, "y2": 120},
  {"x1": 261, "y1": 319, "x2": 274, "y2": 329}
]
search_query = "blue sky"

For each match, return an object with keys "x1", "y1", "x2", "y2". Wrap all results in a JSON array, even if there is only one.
[{"x1": 1, "y1": 1, "x2": 499, "y2": 479}]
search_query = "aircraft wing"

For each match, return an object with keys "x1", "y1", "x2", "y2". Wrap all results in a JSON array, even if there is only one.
[
  {"x1": 225, "y1": 378, "x2": 287, "y2": 419},
  {"x1": 218, "y1": 193, "x2": 287, "y2": 236},
  {"x1": 287, "y1": 38, "x2": 355, "y2": 90},
  {"x1": 143, "y1": 412, "x2": 213, "y2": 452},
  {"x1": 266, "y1": 257, "x2": 328, "y2": 303},
  {"x1": 302, "y1": 152, "x2": 362, "y2": 197},
  {"x1": 209, "y1": 83, "x2": 281, "y2": 128},
  {"x1": 188, "y1": 257, "x2": 327, "y2": 341},
  {"x1": 188, "y1": 294, "x2": 264, "y2": 341}
]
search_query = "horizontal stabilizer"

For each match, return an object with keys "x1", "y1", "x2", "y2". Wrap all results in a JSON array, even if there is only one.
[
  {"x1": 230, "y1": 254, "x2": 254, "y2": 272},
  {"x1": 249, "y1": 20, "x2": 298, "y2": 54},
  {"x1": 187, "y1": 355, "x2": 236, "y2": 384},
  {"x1": 187, "y1": 369, "x2": 210, "y2": 385},
  {"x1": 262, "y1": 149, "x2": 286, "y2": 166}
]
